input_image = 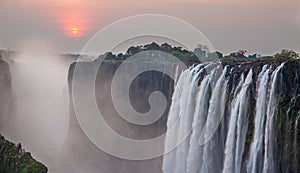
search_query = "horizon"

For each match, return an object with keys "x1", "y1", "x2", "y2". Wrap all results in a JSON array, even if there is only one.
[{"x1": 1, "y1": 42, "x2": 299, "y2": 57}]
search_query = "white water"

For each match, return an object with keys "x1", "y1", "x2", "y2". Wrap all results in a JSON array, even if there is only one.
[
  {"x1": 186, "y1": 73, "x2": 213, "y2": 173},
  {"x1": 262, "y1": 63, "x2": 285, "y2": 173},
  {"x1": 163, "y1": 64, "x2": 229, "y2": 173},
  {"x1": 162, "y1": 64, "x2": 211, "y2": 173},
  {"x1": 222, "y1": 73, "x2": 244, "y2": 173},
  {"x1": 162, "y1": 62, "x2": 291, "y2": 173},
  {"x1": 222, "y1": 69, "x2": 253, "y2": 173},
  {"x1": 294, "y1": 113, "x2": 299, "y2": 171},
  {"x1": 162, "y1": 70, "x2": 193, "y2": 173},
  {"x1": 247, "y1": 65, "x2": 271, "y2": 173},
  {"x1": 199, "y1": 66, "x2": 228, "y2": 173}
]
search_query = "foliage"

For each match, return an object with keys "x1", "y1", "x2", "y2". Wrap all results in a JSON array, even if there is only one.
[
  {"x1": 102, "y1": 42, "x2": 201, "y2": 65},
  {"x1": 94, "y1": 43, "x2": 300, "y2": 63},
  {"x1": 220, "y1": 56, "x2": 254, "y2": 62},
  {"x1": 274, "y1": 49, "x2": 299, "y2": 60},
  {"x1": 0, "y1": 135, "x2": 48, "y2": 173},
  {"x1": 230, "y1": 50, "x2": 247, "y2": 58}
]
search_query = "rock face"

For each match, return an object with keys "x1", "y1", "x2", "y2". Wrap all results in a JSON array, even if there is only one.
[
  {"x1": 0, "y1": 53, "x2": 14, "y2": 135},
  {"x1": 64, "y1": 58, "x2": 300, "y2": 173},
  {"x1": 57, "y1": 60, "x2": 180, "y2": 173},
  {"x1": 275, "y1": 61, "x2": 300, "y2": 172}
]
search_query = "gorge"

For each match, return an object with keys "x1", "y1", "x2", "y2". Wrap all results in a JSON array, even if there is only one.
[{"x1": 0, "y1": 48, "x2": 299, "y2": 173}]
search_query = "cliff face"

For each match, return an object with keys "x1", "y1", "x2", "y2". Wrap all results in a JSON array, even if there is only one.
[
  {"x1": 0, "y1": 54, "x2": 14, "y2": 135},
  {"x1": 58, "y1": 60, "x2": 180, "y2": 173},
  {"x1": 220, "y1": 60, "x2": 300, "y2": 172},
  {"x1": 233, "y1": 60, "x2": 300, "y2": 172},
  {"x1": 65, "y1": 59, "x2": 300, "y2": 173},
  {"x1": 162, "y1": 60, "x2": 300, "y2": 173},
  {"x1": 276, "y1": 61, "x2": 300, "y2": 172}
]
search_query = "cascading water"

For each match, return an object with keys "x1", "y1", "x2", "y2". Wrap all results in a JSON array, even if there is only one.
[
  {"x1": 162, "y1": 61, "x2": 299, "y2": 173},
  {"x1": 262, "y1": 63, "x2": 285, "y2": 173},
  {"x1": 186, "y1": 70, "x2": 214, "y2": 173},
  {"x1": 199, "y1": 66, "x2": 228, "y2": 173},
  {"x1": 223, "y1": 68, "x2": 253, "y2": 173},
  {"x1": 247, "y1": 65, "x2": 271, "y2": 173}
]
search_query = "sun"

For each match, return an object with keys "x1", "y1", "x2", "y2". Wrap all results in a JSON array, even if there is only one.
[
  {"x1": 65, "y1": 26, "x2": 84, "y2": 37},
  {"x1": 62, "y1": 11, "x2": 89, "y2": 37},
  {"x1": 71, "y1": 27, "x2": 79, "y2": 36}
]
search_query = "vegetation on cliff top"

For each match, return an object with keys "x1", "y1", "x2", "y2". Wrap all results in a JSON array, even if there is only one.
[
  {"x1": 98, "y1": 42, "x2": 299, "y2": 65},
  {"x1": 0, "y1": 135, "x2": 48, "y2": 173},
  {"x1": 1, "y1": 43, "x2": 299, "y2": 65}
]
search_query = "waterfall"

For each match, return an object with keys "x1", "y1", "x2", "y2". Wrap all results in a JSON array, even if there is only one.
[
  {"x1": 222, "y1": 73, "x2": 244, "y2": 173},
  {"x1": 173, "y1": 65, "x2": 206, "y2": 173},
  {"x1": 222, "y1": 69, "x2": 253, "y2": 173},
  {"x1": 163, "y1": 64, "x2": 228, "y2": 173},
  {"x1": 162, "y1": 64, "x2": 219, "y2": 173},
  {"x1": 163, "y1": 62, "x2": 298, "y2": 173},
  {"x1": 162, "y1": 70, "x2": 194, "y2": 173},
  {"x1": 199, "y1": 66, "x2": 228, "y2": 173},
  {"x1": 246, "y1": 65, "x2": 270, "y2": 173},
  {"x1": 186, "y1": 72, "x2": 213, "y2": 173},
  {"x1": 262, "y1": 63, "x2": 285, "y2": 173},
  {"x1": 234, "y1": 69, "x2": 253, "y2": 173}
]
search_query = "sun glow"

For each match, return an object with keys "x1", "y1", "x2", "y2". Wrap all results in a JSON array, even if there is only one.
[
  {"x1": 61, "y1": 11, "x2": 89, "y2": 38},
  {"x1": 71, "y1": 27, "x2": 79, "y2": 36}
]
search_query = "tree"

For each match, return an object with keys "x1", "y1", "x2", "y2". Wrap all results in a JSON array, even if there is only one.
[
  {"x1": 143, "y1": 42, "x2": 160, "y2": 50},
  {"x1": 274, "y1": 49, "x2": 299, "y2": 60},
  {"x1": 215, "y1": 51, "x2": 223, "y2": 59},
  {"x1": 126, "y1": 46, "x2": 142, "y2": 56},
  {"x1": 230, "y1": 50, "x2": 247, "y2": 58},
  {"x1": 104, "y1": 52, "x2": 116, "y2": 60},
  {"x1": 207, "y1": 51, "x2": 223, "y2": 60},
  {"x1": 161, "y1": 43, "x2": 172, "y2": 52},
  {"x1": 117, "y1": 53, "x2": 124, "y2": 60}
]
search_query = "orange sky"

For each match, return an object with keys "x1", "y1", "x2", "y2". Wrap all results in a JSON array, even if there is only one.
[{"x1": 0, "y1": 0, "x2": 299, "y2": 54}]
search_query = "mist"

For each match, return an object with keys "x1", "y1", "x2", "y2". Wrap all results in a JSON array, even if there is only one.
[{"x1": 4, "y1": 41, "x2": 72, "y2": 170}]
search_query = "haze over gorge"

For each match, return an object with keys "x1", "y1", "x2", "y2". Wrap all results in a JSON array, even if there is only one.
[{"x1": 0, "y1": 43, "x2": 299, "y2": 173}]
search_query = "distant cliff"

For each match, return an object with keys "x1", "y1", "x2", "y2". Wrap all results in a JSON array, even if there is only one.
[{"x1": 0, "y1": 55, "x2": 13, "y2": 134}]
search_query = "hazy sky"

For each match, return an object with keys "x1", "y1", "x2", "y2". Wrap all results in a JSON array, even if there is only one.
[{"x1": 0, "y1": 0, "x2": 299, "y2": 55}]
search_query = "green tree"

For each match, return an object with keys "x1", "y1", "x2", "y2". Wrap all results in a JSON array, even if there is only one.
[
  {"x1": 144, "y1": 42, "x2": 160, "y2": 50},
  {"x1": 274, "y1": 49, "x2": 299, "y2": 60},
  {"x1": 160, "y1": 43, "x2": 172, "y2": 52},
  {"x1": 104, "y1": 52, "x2": 116, "y2": 60},
  {"x1": 126, "y1": 46, "x2": 142, "y2": 56}
]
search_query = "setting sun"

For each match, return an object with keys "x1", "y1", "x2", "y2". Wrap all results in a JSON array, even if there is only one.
[
  {"x1": 61, "y1": 11, "x2": 89, "y2": 38},
  {"x1": 71, "y1": 27, "x2": 79, "y2": 36}
]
